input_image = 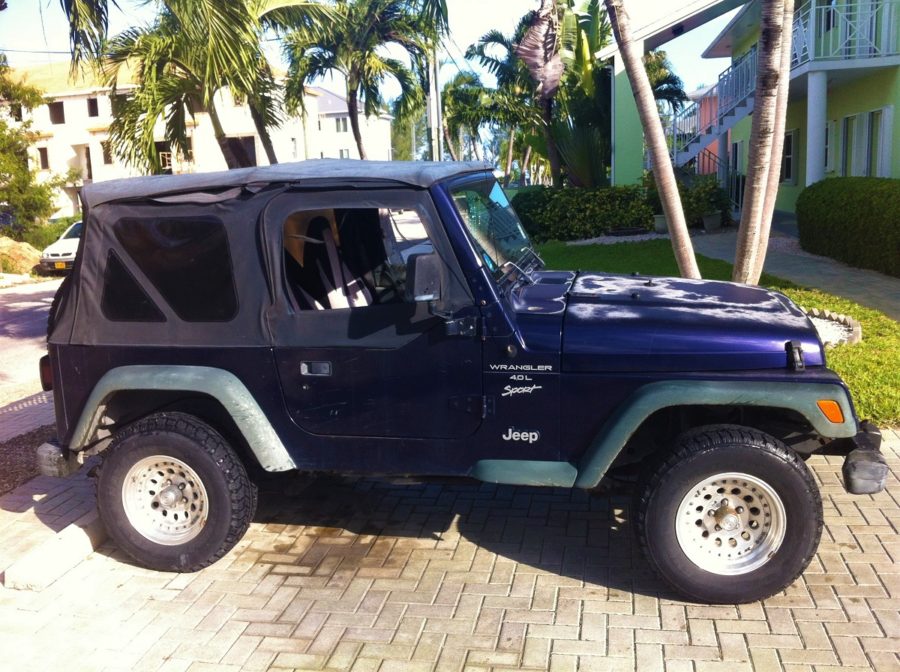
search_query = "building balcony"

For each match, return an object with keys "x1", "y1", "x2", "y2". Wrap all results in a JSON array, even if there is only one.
[{"x1": 792, "y1": 0, "x2": 900, "y2": 68}]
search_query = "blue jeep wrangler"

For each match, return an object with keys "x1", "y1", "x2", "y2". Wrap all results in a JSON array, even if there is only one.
[{"x1": 40, "y1": 161, "x2": 886, "y2": 603}]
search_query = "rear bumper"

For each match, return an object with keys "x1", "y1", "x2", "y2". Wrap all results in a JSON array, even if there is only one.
[{"x1": 843, "y1": 421, "x2": 888, "y2": 495}]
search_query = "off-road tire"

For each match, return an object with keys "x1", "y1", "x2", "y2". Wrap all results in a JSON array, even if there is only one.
[
  {"x1": 635, "y1": 425, "x2": 822, "y2": 603},
  {"x1": 97, "y1": 412, "x2": 257, "y2": 572}
]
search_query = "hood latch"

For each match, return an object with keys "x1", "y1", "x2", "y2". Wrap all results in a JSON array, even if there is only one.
[{"x1": 786, "y1": 340, "x2": 805, "y2": 371}]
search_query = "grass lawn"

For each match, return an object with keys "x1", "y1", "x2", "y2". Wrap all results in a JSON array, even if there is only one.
[{"x1": 539, "y1": 239, "x2": 900, "y2": 427}]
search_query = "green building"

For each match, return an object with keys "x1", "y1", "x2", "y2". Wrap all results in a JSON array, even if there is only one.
[{"x1": 604, "y1": 0, "x2": 900, "y2": 214}]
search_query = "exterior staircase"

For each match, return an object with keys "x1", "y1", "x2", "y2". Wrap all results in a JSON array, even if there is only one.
[{"x1": 671, "y1": 47, "x2": 758, "y2": 167}]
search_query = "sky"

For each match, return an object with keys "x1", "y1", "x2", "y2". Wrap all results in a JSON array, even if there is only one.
[{"x1": 0, "y1": 0, "x2": 740, "y2": 95}]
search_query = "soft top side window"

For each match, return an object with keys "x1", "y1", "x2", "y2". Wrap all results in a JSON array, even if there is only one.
[
  {"x1": 113, "y1": 216, "x2": 238, "y2": 322},
  {"x1": 283, "y1": 207, "x2": 433, "y2": 311}
]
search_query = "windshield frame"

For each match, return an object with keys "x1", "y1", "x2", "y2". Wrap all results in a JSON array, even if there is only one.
[{"x1": 444, "y1": 174, "x2": 540, "y2": 289}]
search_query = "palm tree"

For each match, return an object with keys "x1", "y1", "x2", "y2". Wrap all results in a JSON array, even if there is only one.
[
  {"x1": 65, "y1": 1, "x2": 328, "y2": 168},
  {"x1": 282, "y1": 0, "x2": 426, "y2": 160},
  {"x1": 441, "y1": 73, "x2": 487, "y2": 161},
  {"x1": 643, "y1": 50, "x2": 689, "y2": 115},
  {"x1": 747, "y1": 0, "x2": 794, "y2": 285},
  {"x1": 732, "y1": 0, "x2": 791, "y2": 284},
  {"x1": 515, "y1": 0, "x2": 566, "y2": 187},
  {"x1": 467, "y1": 13, "x2": 540, "y2": 183},
  {"x1": 104, "y1": 10, "x2": 264, "y2": 171},
  {"x1": 603, "y1": 0, "x2": 700, "y2": 278}
]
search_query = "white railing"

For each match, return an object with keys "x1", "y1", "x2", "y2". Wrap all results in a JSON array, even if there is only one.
[
  {"x1": 717, "y1": 47, "x2": 758, "y2": 122},
  {"x1": 670, "y1": 47, "x2": 757, "y2": 162},
  {"x1": 793, "y1": 0, "x2": 900, "y2": 66},
  {"x1": 667, "y1": 1, "x2": 899, "y2": 167}
]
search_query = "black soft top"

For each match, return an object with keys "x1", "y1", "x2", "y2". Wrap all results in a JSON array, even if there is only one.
[{"x1": 80, "y1": 159, "x2": 492, "y2": 208}]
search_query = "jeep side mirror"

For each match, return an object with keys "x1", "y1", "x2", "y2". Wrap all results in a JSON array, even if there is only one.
[{"x1": 405, "y1": 253, "x2": 442, "y2": 303}]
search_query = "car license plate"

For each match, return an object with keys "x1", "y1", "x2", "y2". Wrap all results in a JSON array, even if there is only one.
[{"x1": 54, "y1": 262, "x2": 66, "y2": 269}]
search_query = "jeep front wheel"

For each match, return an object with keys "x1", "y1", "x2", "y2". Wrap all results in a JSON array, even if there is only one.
[
  {"x1": 636, "y1": 425, "x2": 822, "y2": 603},
  {"x1": 97, "y1": 412, "x2": 257, "y2": 572}
]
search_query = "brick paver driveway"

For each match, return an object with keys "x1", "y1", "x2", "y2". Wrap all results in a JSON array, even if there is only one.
[{"x1": 1, "y1": 434, "x2": 898, "y2": 672}]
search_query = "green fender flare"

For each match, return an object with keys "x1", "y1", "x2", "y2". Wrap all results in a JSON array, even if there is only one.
[
  {"x1": 70, "y1": 365, "x2": 296, "y2": 472},
  {"x1": 573, "y1": 379, "x2": 857, "y2": 489}
]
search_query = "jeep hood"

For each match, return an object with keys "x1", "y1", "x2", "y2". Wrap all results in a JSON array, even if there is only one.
[{"x1": 562, "y1": 273, "x2": 824, "y2": 372}]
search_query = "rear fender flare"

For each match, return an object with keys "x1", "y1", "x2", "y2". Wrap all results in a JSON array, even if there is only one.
[
  {"x1": 70, "y1": 365, "x2": 295, "y2": 472},
  {"x1": 573, "y1": 380, "x2": 856, "y2": 488}
]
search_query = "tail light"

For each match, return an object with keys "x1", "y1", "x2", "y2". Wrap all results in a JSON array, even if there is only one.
[{"x1": 39, "y1": 355, "x2": 53, "y2": 391}]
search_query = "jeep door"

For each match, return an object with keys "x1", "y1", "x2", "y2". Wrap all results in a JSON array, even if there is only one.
[{"x1": 264, "y1": 189, "x2": 483, "y2": 441}]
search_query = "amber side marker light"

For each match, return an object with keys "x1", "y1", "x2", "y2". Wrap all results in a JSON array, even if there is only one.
[{"x1": 817, "y1": 399, "x2": 844, "y2": 424}]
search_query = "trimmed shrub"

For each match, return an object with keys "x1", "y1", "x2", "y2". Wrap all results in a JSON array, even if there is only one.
[
  {"x1": 511, "y1": 185, "x2": 653, "y2": 242},
  {"x1": 796, "y1": 177, "x2": 900, "y2": 278}
]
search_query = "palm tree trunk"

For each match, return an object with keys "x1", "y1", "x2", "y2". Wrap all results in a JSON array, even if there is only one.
[
  {"x1": 208, "y1": 100, "x2": 251, "y2": 169},
  {"x1": 250, "y1": 103, "x2": 278, "y2": 165},
  {"x1": 347, "y1": 88, "x2": 368, "y2": 160},
  {"x1": 504, "y1": 127, "x2": 516, "y2": 187},
  {"x1": 443, "y1": 124, "x2": 459, "y2": 161},
  {"x1": 521, "y1": 145, "x2": 532, "y2": 186},
  {"x1": 732, "y1": 0, "x2": 786, "y2": 283},
  {"x1": 470, "y1": 134, "x2": 482, "y2": 161},
  {"x1": 541, "y1": 98, "x2": 562, "y2": 188},
  {"x1": 750, "y1": 0, "x2": 795, "y2": 284},
  {"x1": 604, "y1": 0, "x2": 700, "y2": 278}
]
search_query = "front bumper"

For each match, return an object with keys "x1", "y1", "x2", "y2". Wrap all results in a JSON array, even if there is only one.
[{"x1": 843, "y1": 421, "x2": 888, "y2": 495}]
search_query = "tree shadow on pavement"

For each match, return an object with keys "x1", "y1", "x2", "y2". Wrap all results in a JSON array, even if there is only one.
[{"x1": 250, "y1": 471, "x2": 677, "y2": 601}]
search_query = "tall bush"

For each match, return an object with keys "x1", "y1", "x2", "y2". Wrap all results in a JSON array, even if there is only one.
[
  {"x1": 796, "y1": 178, "x2": 900, "y2": 278},
  {"x1": 511, "y1": 185, "x2": 653, "y2": 241}
]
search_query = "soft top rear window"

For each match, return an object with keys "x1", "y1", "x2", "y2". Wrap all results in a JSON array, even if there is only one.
[{"x1": 113, "y1": 216, "x2": 238, "y2": 322}]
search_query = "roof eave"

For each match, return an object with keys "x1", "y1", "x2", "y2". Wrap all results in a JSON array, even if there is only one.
[
  {"x1": 597, "y1": 0, "x2": 748, "y2": 59},
  {"x1": 701, "y1": 1, "x2": 755, "y2": 58}
]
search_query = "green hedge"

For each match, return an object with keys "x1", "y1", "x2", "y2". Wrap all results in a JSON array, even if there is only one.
[
  {"x1": 796, "y1": 177, "x2": 900, "y2": 278},
  {"x1": 511, "y1": 185, "x2": 653, "y2": 242}
]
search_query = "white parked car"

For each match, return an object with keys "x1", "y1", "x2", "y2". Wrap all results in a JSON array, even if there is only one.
[{"x1": 40, "y1": 221, "x2": 82, "y2": 272}]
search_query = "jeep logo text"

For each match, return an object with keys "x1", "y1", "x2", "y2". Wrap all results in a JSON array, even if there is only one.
[{"x1": 502, "y1": 428, "x2": 540, "y2": 443}]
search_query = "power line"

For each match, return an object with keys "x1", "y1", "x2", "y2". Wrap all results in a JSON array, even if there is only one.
[{"x1": 0, "y1": 48, "x2": 72, "y2": 54}]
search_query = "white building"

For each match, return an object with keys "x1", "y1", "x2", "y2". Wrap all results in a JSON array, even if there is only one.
[
  {"x1": 8, "y1": 63, "x2": 393, "y2": 217},
  {"x1": 306, "y1": 87, "x2": 393, "y2": 162}
]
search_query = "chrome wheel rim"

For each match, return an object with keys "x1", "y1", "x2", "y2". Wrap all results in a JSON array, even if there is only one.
[
  {"x1": 121, "y1": 455, "x2": 208, "y2": 545},
  {"x1": 675, "y1": 471, "x2": 786, "y2": 576}
]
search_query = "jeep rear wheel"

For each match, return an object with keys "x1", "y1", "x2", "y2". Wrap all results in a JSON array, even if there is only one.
[
  {"x1": 98, "y1": 412, "x2": 257, "y2": 572},
  {"x1": 636, "y1": 425, "x2": 822, "y2": 603}
]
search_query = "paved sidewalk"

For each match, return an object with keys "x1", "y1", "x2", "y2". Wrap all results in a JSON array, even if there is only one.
[
  {"x1": 691, "y1": 231, "x2": 900, "y2": 321},
  {"x1": 0, "y1": 392, "x2": 54, "y2": 442},
  {"x1": 0, "y1": 432, "x2": 897, "y2": 672}
]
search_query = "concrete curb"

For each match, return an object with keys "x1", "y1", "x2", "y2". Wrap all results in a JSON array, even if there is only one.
[{"x1": 3, "y1": 509, "x2": 107, "y2": 591}]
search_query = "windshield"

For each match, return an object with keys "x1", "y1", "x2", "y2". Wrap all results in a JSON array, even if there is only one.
[
  {"x1": 62, "y1": 221, "x2": 83, "y2": 240},
  {"x1": 449, "y1": 178, "x2": 537, "y2": 281}
]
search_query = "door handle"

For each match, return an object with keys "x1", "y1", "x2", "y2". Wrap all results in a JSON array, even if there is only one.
[{"x1": 300, "y1": 361, "x2": 332, "y2": 376}]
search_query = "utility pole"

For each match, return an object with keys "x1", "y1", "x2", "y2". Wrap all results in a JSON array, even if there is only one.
[{"x1": 425, "y1": 47, "x2": 444, "y2": 161}]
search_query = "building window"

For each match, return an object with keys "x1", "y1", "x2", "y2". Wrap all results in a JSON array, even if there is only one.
[
  {"x1": 48, "y1": 101, "x2": 65, "y2": 124},
  {"x1": 38, "y1": 147, "x2": 49, "y2": 170},
  {"x1": 317, "y1": 119, "x2": 322, "y2": 131},
  {"x1": 824, "y1": 121, "x2": 835, "y2": 172},
  {"x1": 339, "y1": 149, "x2": 350, "y2": 159},
  {"x1": 780, "y1": 130, "x2": 798, "y2": 184},
  {"x1": 841, "y1": 115, "x2": 855, "y2": 176},
  {"x1": 336, "y1": 117, "x2": 348, "y2": 133},
  {"x1": 866, "y1": 109, "x2": 882, "y2": 177},
  {"x1": 101, "y1": 141, "x2": 114, "y2": 165},
  {"x1": 87, "y1": 97, "x2": 99, "y2": 117}
]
